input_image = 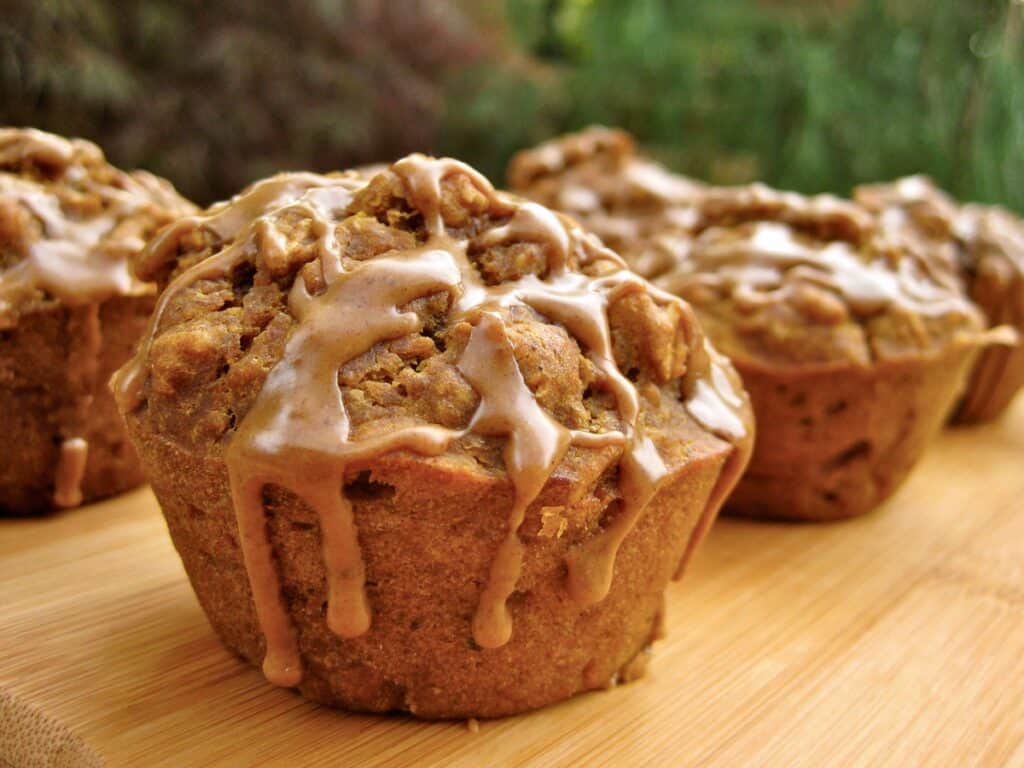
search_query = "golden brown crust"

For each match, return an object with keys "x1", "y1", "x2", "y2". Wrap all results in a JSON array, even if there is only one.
[
  {"x1": 116, "y1": 154, "x2": 753, "y2": 716},
  {"x1": 659, "y1": 182, "x2": 987, "y2": 520},
  {"x1": 129, "y1": 385, "x2": 731, "y2": 717},
  {"x1": 0, "y1": 128, "x2": 194, "y2": 514}
]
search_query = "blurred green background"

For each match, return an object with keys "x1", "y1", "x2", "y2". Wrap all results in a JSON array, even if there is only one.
[{"x1": 3, "y1": 0, "x2": 1021, "y2": 210}]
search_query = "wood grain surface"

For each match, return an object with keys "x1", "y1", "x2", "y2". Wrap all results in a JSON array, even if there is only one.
[{"x1": 1, "y1": 400, "x2": 1022, "y2": 767}]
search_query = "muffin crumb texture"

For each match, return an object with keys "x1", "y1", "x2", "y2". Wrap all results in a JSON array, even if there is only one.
[{"x1": 115, "y1": 154, "x2": 753, "y2": 716}]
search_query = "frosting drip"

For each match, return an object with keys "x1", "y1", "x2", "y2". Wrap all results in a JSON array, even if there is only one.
[
  {"x1": 115, "y1": 154, "x2": 750, "y2": 687},
  {"x1": 53, "y1": 438, "x2": 89, "y2": 508},
  {"x1": 459, "y1": 312, "x2": 572, "y2": 647},
  {"x1": 52, "y1": 302, "x2": 102, "y2": 508}
]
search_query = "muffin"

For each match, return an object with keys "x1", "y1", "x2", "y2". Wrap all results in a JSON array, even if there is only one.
[
  {"x1": 508, "y1": 126, "x2": 704, "y2": 279},
  {"x1": 657, "y1": 183, "x2": 988, "y2": 521},
  {"x1": 0, "y1": 128, "x2": 194, "y2": 514},
  {"x1": 112, "y1": 156, "x2": 753, "y2": 718},
  {"x1": 855, "y1": 176, "x2": 1024, "y2": 423}
]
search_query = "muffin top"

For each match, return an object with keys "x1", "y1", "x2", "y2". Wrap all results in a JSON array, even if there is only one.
[
  {"x1": 508, "y1": 126, "x2": 704, "y2": 278},
  {"x1": 118, "y1": 155, "x2": 748, "y2": 459},
  {"x1": 855, "y1": 176, "x2": 1024, "y2": 314},
  {"x1": 657, "y1": 183, "x2": 986, "y2": 368},
  {"x1": 0, "y1": 128, "x2": 195, "y2": 328},
  {"x1": 114, "y1": 154, "x2": 751, "y2": 669}
]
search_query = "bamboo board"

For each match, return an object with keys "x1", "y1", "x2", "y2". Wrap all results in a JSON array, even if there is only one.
[{"x1": 1, "y1": 400, "x2": 1023, "y2": 768}]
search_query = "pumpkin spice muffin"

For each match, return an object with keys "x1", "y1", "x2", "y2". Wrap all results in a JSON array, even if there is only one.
[
  {"x1": 855, "y1": 176, "x2": 1024, "y2": 423},
  {"x1": 112, "y1": 156, "x2": 753, "y2": 718},
  {"x1": 508, "y1": 126, "x2": 704, "y2": 279},
  {"x1": 657, "y1": 183, "x2": 989, "y2": 521},
  {"x1": 0, "y1": 128, "x2": 194, "y2": 515}
]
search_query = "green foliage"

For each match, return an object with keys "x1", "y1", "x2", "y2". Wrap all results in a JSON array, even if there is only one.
[
  {"x1": 443, "y1": 0, "x2": 1024, "y2": 211},
  {"x1": 2, "y1": 0, "x2": 1020, "y2": 210},
  {"x1": 1, "y1": 1, "x2": 483, "y2": 203}
]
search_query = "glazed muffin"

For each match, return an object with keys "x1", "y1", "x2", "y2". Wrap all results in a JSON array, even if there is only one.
[
  {"x1": 0, "y1": 128, "x2": 194, "y2": 515},
  {"x1": 508, "y1": 126, "x2": 704, "y2": 279},
  {"x1": 657, "y1": 183, "x2": 988, "y2": 521},
  {"x1": 112, "y1": 156, "x2": 753, "y2": 718},
  {"x1": 855, "y1": 176, "x2": 1024, "y2": 423}
]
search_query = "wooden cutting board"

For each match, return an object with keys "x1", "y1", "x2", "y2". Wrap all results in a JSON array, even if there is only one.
[{"x1": 2, "y1": 400, "x2": 1023, "y2": 768}]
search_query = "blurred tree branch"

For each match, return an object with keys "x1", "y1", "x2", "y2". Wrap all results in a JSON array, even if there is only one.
[
  {"x1": 444, "y1": 0, "x2": 1024, "y2": 210},
  {"x1": 1, "y1": 0, "x2": 485, "y2": 203},
  {"x1": 2, "y1": 0, "x2": 1021, "y2": 210}
]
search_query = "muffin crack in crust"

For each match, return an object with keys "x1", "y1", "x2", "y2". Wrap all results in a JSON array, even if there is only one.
[
  {"x1": 0, "y1": 127, "x2": 194, "y2": 513},
  {"x1": 114, "y1": 155, "x2": 752, "y2": 697}
]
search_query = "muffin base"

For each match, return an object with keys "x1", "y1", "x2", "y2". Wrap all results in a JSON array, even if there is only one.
[
  {"x1": 952, "y1": 267, "x2": 1024, "y2": 423},
  {"x1": 128, "y1": 414, "x2": 733, "y2": 719},
  {"x1": 0, "y1": 296, "x2": 152, "y2": 515},
  {"x1": 954, "y1": 340, "x2": 1024, "y2": 424},
  {"x1": 726, "y1": 345, "x2": 977, "y2": 522}
]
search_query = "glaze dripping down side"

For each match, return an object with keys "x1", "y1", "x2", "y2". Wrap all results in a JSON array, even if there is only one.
[{"x1": 114, "y1": 154, "x2": 752, "y2": 689}]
